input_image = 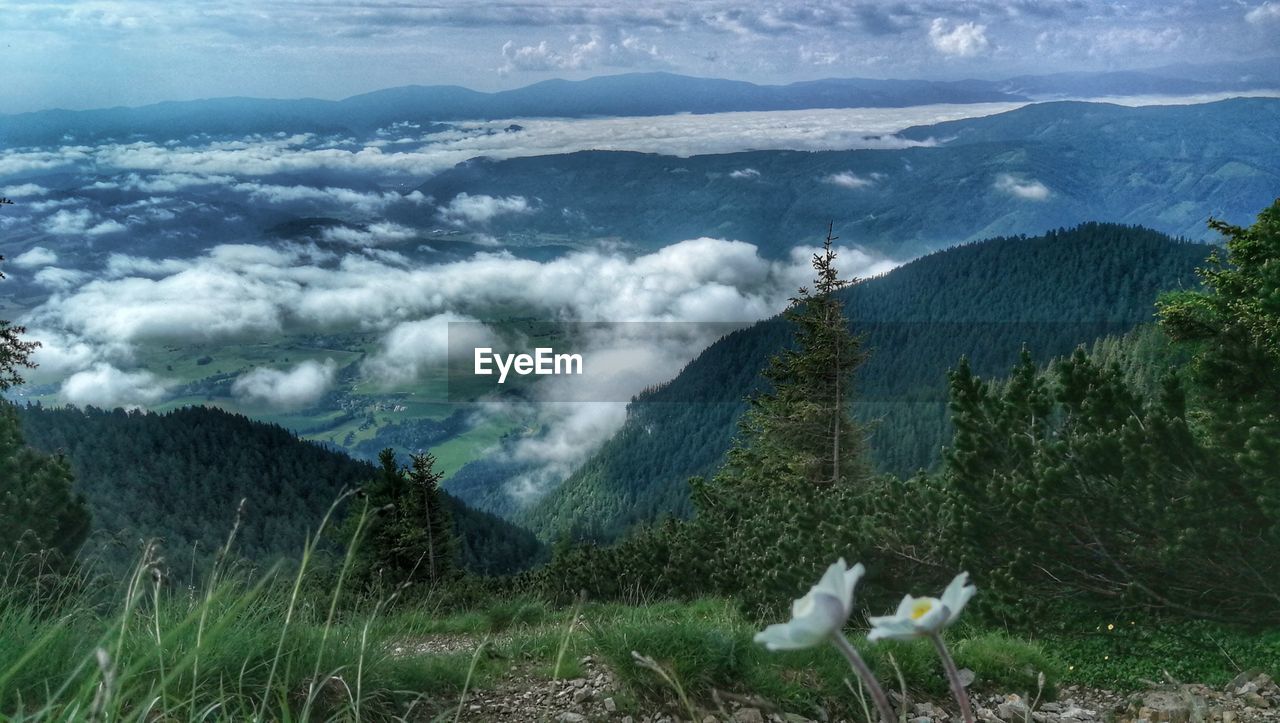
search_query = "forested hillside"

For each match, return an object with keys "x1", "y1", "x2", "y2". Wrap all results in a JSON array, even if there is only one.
[
  {"x1": 413, "y1": 98, "x2": 1280, "y2": 256},
  {"x1": 515, "y1": 223, "x2": 1212, "y2": 541},
  {"x1": 15, "y1": 405, "x2": 543, "y2": 575}
]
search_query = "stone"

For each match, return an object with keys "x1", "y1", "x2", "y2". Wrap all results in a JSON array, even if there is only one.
[
  {"x1": 1222, "y1": 712, "x2": 1238, "y2": 723},
  {"x1": 558, "y1": 713, "x2": 586, "y2": 723},
  {"x1": 1228, "y1": 671, "x2": 1263, "y2": 692},
  {"x1": 734, "y1": 709, "x2": 767, "y2": 723},
  {"x1": 1135, "y1": 691, "x2": 1192, "y2": 723},
  {"x1": 1243, "y1": 692, "x2": 1270, "y2": 708},
  {"x1": 958, "y1": 668, "x2": 977, "y2": 688},
  {"x1": 1041, "y1": 703, "x2": 1063, "y2": 713},
  {"x1": 999, "y1": 694, "x2": 1031, "y2": 722},
  {"x1": 1060, "y1": 706, "x2": 1095, "y2": 720},
  {"x1": 605, "y1": 697, "x2": 618, "y2": 712}
]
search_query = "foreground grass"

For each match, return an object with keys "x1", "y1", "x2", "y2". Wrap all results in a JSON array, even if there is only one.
[{"x1": 5, "y1": 571, "x2": 1279, "y2": 722}]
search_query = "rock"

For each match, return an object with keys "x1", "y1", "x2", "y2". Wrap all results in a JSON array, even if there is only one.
[
  {"x1": 1222, "y1": 712, "x2": 1238, "y2": 723},
  {"x1": 999, "y1": 694, "x2": 1031, "y2": 722},
  {"x1": 734, "y1": 709, "x2": 767, "y2": 723},
  {"x1": 1060, "y1": 705, "x2": 1096, "y2": 720},
  {"x1": 558, "y1": 713, "x2": 586, "y2": 723},
  {"x1": 701, "y1": 716, "x2": 718, "y2": 723},
  {"x1": 1041, "y1": 703, "x2": 1063, "y2": 713},
  {"x1": 604, "y1": 697, "x2": 617, "y2": 712},
  {"x1": 958, "y1": 668, "x2": 977, "y2": 688},
  {"x1": 1243, "y1": 692, "x2": 1270, "y2": 708},
  {"x1": 1134, "y1": 691, "x2": 1192, "y2": 723},
  {"x1": 915, "y1": 703, "x2": 939, "y2": 716},
  {"x1": 1228, "y1": 671, "x2": 1263, "y2": 692},
  {"x1": 909, "y1": 717, "x2": 933, "y2": 723}
]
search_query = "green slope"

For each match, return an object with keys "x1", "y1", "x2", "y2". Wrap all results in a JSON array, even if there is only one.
[
  {"x1": 15, "y1": 404, "x2": 543, "y2": 575},
  {"x1": 516, "y1": 223, "x2": 1213, "y2": 541},
  {"x1": 414, "y1": 98, "x2": 1280, "y2": 258}
]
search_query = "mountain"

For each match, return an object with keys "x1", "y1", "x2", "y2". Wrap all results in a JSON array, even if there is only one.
[
  {"x1": 480, "y1": 223, "x2": 1215, "y2": 541},
  {"x1": 3, "y1": 59, "x2": 1277, "y2": 145},
  {"x1": 411, "y1": 98, "x2": 1280, "y2": 258},
  {"x1": 15, "y1": 404, "x2": 544, "y2": 575}
]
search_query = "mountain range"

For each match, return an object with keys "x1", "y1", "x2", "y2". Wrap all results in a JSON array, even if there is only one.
[{"x1": 2, "y1": 57, "x2": 1277, "y2": 145}]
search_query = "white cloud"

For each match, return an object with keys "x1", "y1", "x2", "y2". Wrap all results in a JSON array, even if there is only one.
[
  {"x1": 59, "y1": 363, "x2": 170, "y2": 409},
  {"x1": 2, "y1": 183, "x2": 50, "y2": 198},
  {"x1": 320, "y1": 222, "x2": 417, "y2": 246},
  {"x1": 362, "y1": 312, "x2": 493, "y2": 387},
  {"x1": 11, "y1": 246, "x2": 58, "y2": 268},
  {"x1": 499, "y1": 30, "x2": 662, "y2": 73},
  {"x1": 231, "y1": 359, "x2": 338, "y2": 410},
  {"x1": 1246, "y1": 2, "x2": 1280, "y2": 24},
  {"x1": 437, "y1": 193, "x2": 533, "y2": 227},
  {"x1": 823, "y1": 171, "x2": 881, "y2": 189},
  {"x1": 729, "y1": 168, "x2": 761, "y2": 179},
  {"x1": 33, "y1": 267, "x2": 92, "y2": 289},
  {"x1": 43, "y1": 208, "x2": 126, "y2": 235},
  {"x1": 994, "y1": 173, "x2": 1051, "y2": 201},
  {"x1": 929, "y1": 18, "x2": 991, "y2": 58}
]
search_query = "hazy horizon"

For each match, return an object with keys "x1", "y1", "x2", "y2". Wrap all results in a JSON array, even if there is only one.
[{"x1": 4, "y1": 0, "x2": 1280, "y2": 114}]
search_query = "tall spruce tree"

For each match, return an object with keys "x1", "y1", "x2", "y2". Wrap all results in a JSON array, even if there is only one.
[
  {"x1": 714, "y1": 224, "x2": 868, "y2": 488},
  {"x1": 352, "y1": 448, "x2": 456, "y2": 590},
  {"x1": 678, "y1": 226, "x2": 877, "y2": 615}
]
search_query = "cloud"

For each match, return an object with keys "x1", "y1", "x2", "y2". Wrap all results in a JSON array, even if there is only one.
[
  {"x1": 729, "y1": 167, "x2": 761, "y2": 179},
  {"x1": 11, "y1": 246, "x2": 59, "y2": 269},
  {"x1": 1246, "y1": 2, "x2": 1280, "y2": 24},
  {"x1": 929, "y1": 18, "x2": 991, "y2": 57},
  {"x1": 231, "y1": 182, "x2": 417, "y2": 214},
  {"x1": 34, "y1": 267, "x2": 93, "y2": 290},
  {"x1": 994, "y1": 173, "x2": 1051, "y2": 200},
  {"x1": 437, "y1": 193, "x2": 533, "y2": 226},
  {"x1": 231, "y1": 359, "x2": 338, "y2": 410},
  {"x1": 823, "y1": 171, "x2": 881, "y2": 189},
  {"x1": 320, "y1": 222, "x2": 417, "y2": 246},
  {"x1": 2, "y1": 183, "x2": 51, "y2": 198},
  {"x1": 362, "y1": 312, "x2": 493, "y2": 387},
  {"x1": 59, "y1": 363, "x2": 171, "y2": 409},
  {"x1": 499, "y1": 30, "x2": 663, "y2": 73},
  {"x1": 43, "y1": 208, "x2": 126, "y2": 235}
]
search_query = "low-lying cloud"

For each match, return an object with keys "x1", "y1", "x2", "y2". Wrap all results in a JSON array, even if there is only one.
[
  {"x1": 823, "y1": 171, "x2": 882, "y2": 189},
  {"x1": 994, "y1": 173, "x2": 1051, "y2": 200},
  {"x1": 437, "y1": 193, "x2": 533, "y2": 226},
  {"x1": 11, "y1": 246, "x2": 58, "y2": 268},
  {"x1": 231, "y1": 359, "x2": 339, "y2": 410},
  {"x1": 59, "y1": 363, "x2": 171, "y2": 409}
]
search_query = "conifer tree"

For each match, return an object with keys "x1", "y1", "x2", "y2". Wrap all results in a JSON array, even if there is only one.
[
  {"x1": 716, "y1": 223, "x2": 868, "y2": 488},
  {"x1": 354, "y1": 448, "x2": 456, "y2": 589}
]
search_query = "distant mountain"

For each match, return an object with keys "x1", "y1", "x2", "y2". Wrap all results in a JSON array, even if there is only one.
[
  {"x1": 16, "y1": 404, "x2": 544, "y2": 575},
  {"x1": 482, "y1": 223, "x2": 1214, "y2": 541},
  {"x1": 3, "y1": 58, "x2": 1277, "y2": 145},
  {"x1": 413, "y1": 98, "x2": 1280, "y2": 258}
]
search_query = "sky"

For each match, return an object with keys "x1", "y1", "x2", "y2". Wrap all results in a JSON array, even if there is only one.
[{"x1": 3, "y1": 0, "x2": 1280, "y2": 114}]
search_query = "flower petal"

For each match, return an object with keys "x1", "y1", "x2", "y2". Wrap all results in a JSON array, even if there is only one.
[{"x1": 940, "y1": 572, "x2": 977, "y2": 626}]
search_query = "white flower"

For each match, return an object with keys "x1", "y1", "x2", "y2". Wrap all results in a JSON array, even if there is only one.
[
  {"x1": 867, "y1": 572, "x2": 976, "y2": 642},
  {"x1": 754, "y1": 559, "x2": 866, "y2": 651}
]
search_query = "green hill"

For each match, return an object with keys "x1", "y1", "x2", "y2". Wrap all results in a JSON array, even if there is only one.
[
  {"x1": 15, "y1": 404, "x2": 543, "y2": 575},
  {"x1": 510, "y1": 223, "x2": 1213, "y2": 541},
  {"x1": 413, "y1": 98, "x2": 1280, "y2": 258}
]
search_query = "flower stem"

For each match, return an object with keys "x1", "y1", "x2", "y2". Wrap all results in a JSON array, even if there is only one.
[
  {"x1": 930, "y1": 633, "x2": 975, "y2": 723},
  {"x1": 830, "y1": 633, "x2": 896, "y2": 723}
]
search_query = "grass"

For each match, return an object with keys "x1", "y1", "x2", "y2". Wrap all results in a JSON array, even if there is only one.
[{"x1": 5, "y1": 539, "x2": 1277, "y2": 722}]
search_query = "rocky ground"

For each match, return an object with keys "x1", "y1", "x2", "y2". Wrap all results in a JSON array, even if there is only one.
[{"x1": 407, "y1": 634, "x2": 1280, "y2": 723}]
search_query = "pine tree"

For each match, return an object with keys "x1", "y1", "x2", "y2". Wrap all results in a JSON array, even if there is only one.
[
  {"x1": 352, "y1": 449, "x2": 456, "y2": 590},
  {"x1": 716, "y1": 223, "x2": 868, "y2": 488}
]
